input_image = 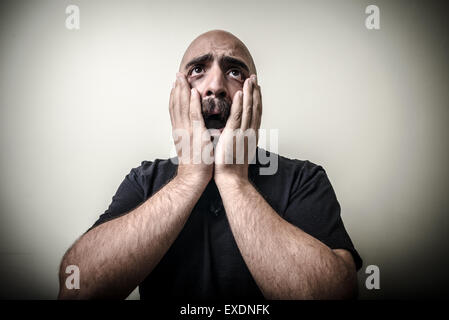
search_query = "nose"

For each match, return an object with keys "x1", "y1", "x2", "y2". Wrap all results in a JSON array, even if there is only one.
[{"x1": 203, "y1": 65, "x2": 228, "y2": 100}]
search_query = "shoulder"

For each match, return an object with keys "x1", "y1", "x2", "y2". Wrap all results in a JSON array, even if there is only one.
[
  {"x1": 254, "y1": 147, "x2": 327, "y2": 184},
  {"x1": 250, "y1": 148, "x2": 332, "y2": 207},
  {"x1": 130, "y1": 156, "x2": 177, "y2": 178},
  {"x1": 280, "y1": 155, "x2": 329, "y2": 194},
  {"x1": 126, "y1": 157, "x2": 178, "y2": 197}
]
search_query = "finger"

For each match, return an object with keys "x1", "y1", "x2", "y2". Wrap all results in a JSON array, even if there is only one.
[
  {"x1": 176, "y1": 72, "x2": 191, "y2": 128},
  {"x1": 226, "y1": 90, "x2": 243, "y2": 130},
  {"x1": 189, "y1": 88, "x2": 206, "y2": 129},
  {"x1": 172, "y1": 75, "x2": 184, "y2": 128},
  {"x1": 251, "y1": 81, "x2": 262, "y2": 130},
  {"x1": 241, "y1": 76, "x2": 254, "y2": 131},
  {"x1": 169, "y1": 82, "x2": 176, "y2": 127}
]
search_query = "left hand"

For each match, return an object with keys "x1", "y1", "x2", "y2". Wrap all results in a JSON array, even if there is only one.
[{"x1": 214, "y1": 74, "x2": 262, "y2": 182}]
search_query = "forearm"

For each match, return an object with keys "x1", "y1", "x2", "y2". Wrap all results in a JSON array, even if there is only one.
[
  {"x1": 216, "y1": 176, "x2": 356, "y2": 299},
  {"x1": 58, "y1": 174, "x2": 208, "y2": 299}
]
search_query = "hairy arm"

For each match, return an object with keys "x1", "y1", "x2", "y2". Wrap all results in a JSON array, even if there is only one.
[
  {"x1": 58, "y1": 174, "x2": 208, "y2": 299},
  {"x1": 215, "y1": 175, "x2": 358, "y2": 300},
  {"x1": 58, "y1": 73, "x2": 214, "y2": 299},
  {"x1": 213, "y1": 75, "x2": 357, "y2": 299}
]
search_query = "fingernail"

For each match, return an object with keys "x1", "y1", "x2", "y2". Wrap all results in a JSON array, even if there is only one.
[{"x1": 252, "y1": 74, "x2": 257, "y2": 83}]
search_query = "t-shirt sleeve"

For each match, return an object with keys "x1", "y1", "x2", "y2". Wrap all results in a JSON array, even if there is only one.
[
  {"x1": 283, "y1": 160, "x2": 363, "y2": 271},
  {"x1": 86, "y1": 164, "x2": 148, "y2": 233}
]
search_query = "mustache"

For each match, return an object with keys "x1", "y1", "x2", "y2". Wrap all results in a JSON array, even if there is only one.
[{"x1": 201, "y1": 98, "x2": 231, "y2": 128}]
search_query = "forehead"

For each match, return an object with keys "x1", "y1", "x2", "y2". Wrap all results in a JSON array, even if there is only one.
[{"x1": 180, "y1": 34, "x2": 254, "y2": 71}]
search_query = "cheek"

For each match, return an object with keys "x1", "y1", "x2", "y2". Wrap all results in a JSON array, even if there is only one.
[
  {"x1": 228, "y1": 83, "x2": 244, "y2": 99},
  {"x1": 188, "y1": 78, "x2": 205, "y2": 93}
]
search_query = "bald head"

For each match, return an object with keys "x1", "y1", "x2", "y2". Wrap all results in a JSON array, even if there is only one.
[{"x1": 180, "y1": 30, "x2": 256, "y2": 75}]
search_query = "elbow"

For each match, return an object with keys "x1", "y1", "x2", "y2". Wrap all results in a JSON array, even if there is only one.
[
  {"x1": 58, "y1": 285, "x2": 78, "y2": 300},
  {"x1": 57, "y1": 254, "x2": 131, "y2": 300},
  {"x1": 58, "y1": 244, "x2": 92, "y2": 299},
  {"x1": 307, "y1": 251, "x2": 359, "y2": 300},
  {"x1": 326, "y1": 249, "x2": 359, "y2": 300},
  {"x1": 331, "y1": 258, "x2": 359, "y2": 300},
  {"x1": 57, "y1": 252, "x2": 80, "y2": 299},
  {"x1": 336, "y1": 270, "x2": 358, "y2": 300}
]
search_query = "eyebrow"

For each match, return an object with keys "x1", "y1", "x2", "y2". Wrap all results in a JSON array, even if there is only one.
[
  {"x1": 184, "y1": 54, "x2": 250, "y2": 73},
  {"x1": 184, "y1": 54, "x2": 213, "y2": 70},
  {"x1": 220, "y1": 56, "x2": 249, "y2": 73}
]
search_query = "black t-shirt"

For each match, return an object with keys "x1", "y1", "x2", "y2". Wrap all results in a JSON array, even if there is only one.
[{"x1": 89, "y1": 148, "x2": 363, "y2": 300}]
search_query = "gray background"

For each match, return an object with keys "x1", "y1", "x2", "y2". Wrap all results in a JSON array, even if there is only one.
[{"x1": 1, "y1": 0, "x2": 448, "y2": 299}]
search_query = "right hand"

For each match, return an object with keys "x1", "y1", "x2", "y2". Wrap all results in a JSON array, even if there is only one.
[{"x1": 169, "y1": 72, "x2": 214, "y2": 184}]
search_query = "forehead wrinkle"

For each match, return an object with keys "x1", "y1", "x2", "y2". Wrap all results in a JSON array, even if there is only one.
[
  {"x1": 180, "y1": 32, "x2": 256, "y2": 73},
  {"x1": 183, "y1": 49, "x2": 249, "y2": 69}
]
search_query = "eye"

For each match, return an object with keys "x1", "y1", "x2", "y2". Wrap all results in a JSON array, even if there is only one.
[
  {"x1": 228, "y1": 69, "x2": 243, "y2": 80},
  {"x1": 190, "y1": 65, "x2": 205, "y2": 76}
]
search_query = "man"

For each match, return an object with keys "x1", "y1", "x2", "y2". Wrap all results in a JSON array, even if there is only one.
[{"x1": 58, "y1": 30, "x2": 362, "y2": 300}]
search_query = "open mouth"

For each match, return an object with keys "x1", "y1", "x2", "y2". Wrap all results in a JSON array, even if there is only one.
[
  {"x1": 201, "y1": 97, "x2": 231, "y2": 132},
  {"x1": 204, "y1": 113, "x2": 226, "y2": 130}
]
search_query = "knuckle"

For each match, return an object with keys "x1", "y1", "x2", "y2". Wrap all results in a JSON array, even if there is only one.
[
  {"x1": 178, "y1": 77, "x2": 188, "y2": 89},
  {"x1": 233, "y1": 111, "x2": 242, "y2": 122}
]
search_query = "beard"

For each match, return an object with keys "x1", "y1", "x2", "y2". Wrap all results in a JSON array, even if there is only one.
[{"x1": 201, "y1": 97, "x2": 231, "y2": 130}]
